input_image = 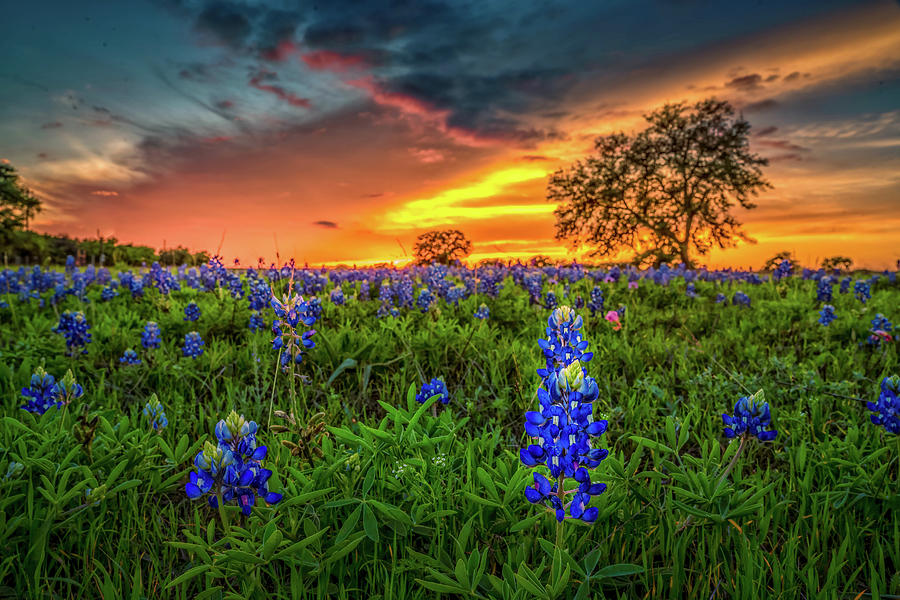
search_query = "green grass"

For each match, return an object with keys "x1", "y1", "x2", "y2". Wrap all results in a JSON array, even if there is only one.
[{"x1": 0, "y1": 274, "x2": 897, "y2": 599}]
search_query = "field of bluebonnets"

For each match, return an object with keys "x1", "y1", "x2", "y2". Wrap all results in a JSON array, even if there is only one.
[{"x1": 0, "y1": 257, "x2": 898, "y2": 599}]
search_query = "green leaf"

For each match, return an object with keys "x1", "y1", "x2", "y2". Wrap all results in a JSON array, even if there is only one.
[
  {"x1": 335, "y1": 504, "x2": 362, "y2": 544},
  {"x1": 593, "y1": 563, "x2": 644, "y2": 579},
  {"x1": 327, "y1": 358, "x2": 358, "y2": 387},
  {"x1": 362, "y1": 504, "x2": 379, "y2": 542},
  {"x1": 628, "y1": 436, "x2": 674, "y2": 454},
  {"x1": 166, "y1": 565, "x2": 210, "y2": 588}
]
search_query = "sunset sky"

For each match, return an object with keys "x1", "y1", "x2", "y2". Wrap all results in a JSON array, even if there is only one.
[{"x1": 1, "y1": 0, "x2": 899, "y2": 268}]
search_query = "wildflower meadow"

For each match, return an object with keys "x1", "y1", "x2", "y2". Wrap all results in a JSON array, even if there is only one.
[{"x1": 0, "y1": 258, "x2": 898, "y2": 599}]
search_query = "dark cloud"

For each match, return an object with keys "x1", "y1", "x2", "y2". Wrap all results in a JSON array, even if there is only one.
[
  {"x1": 361, "y1": 192, "x2": 384, "y2": 198},
  {"x1": 520, "y1": 155, "x2": 550, "y2": 161},
  {"x1": 215, "y1": 99, "x2": 234, "y2": 110},
  {"x1": 754, "y1": 138, "x2": 808, "y2": 152},
  {"x1": 193, "y1": 1, "x2": 256, "y2": 50},
  {"x1": 313, "y1": 220, "x2": 339, "y2": 229},
  {"x1": 726, "y1": 73, "x2": 763, "y2": 91},
  {"x1": 784, "y1": 71, "x2": 811, "y2": 82},
  {"x1": 744, "y1": 98, "x2": 779, "y2": 112},
  {"x1": 257, "y1": 9, "x2": 303, "y2": 60},
  {"x1": 754, "y1": 125, "x2": 778, "y2": 137},
  {"x1": 40, "y1": 121, "x2": 63, "y2": 129},
  {"x1": 248, "y1": 69, "x2": 311, "y2": 108}
]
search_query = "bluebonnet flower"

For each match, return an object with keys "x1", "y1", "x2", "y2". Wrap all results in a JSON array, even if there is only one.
[
  {"x1": 839, "y1": 277, "x2": 851, "y2": 294},
  {"x1": 20, "y1": 367, "x2": 62, "y2": 415},
  {"x1": 142, "y1": 321, "x2": 162, "y2": 349},
  {"x1": 773, "y1": 259, "x2": 792, "y2": 281},
  {"x1": 249, "y1": 311, "x2": 265, "y2": 331},
  {"x1": 330, "y1": 287, "x2": 345, "y2": 306},
  {"x1": 537, "y1": 306, "x2": 593, "y2": 376},
  {"x1": 715, "y1": 293, "x2": 727, "y2": 304},
  {"x1": 816, "y1": 278, "x2": 833, "y2": 303},
  {"x1": 53, "y1": 311, "x2": 92, "y2": 354},
  {"x1": 818, "y1": 305, "x2": 836, "y2": 326},
  {"x1": 119, "y1": 349, "x2": 142, "y2": 366},
  {"x1": 732, "y1": 291, "x2": 751, "y2": 307},
  {"x1": 416, "y1": 378, "x2": 450, "y2": 405},
  {"x1": 143, "y1": 395, "x2": 168, "y2": 430},
  {"x1": 184, "y1": 302, "x2": 201, "y2": 322},
  {"x1": 416, "y1": 287, "x2": 435, "y2": 313},
  {"x1": 53, "y1": 370, "x2": 84, "y2": 405},
  {"x1": 544, "y1": 291, "x2": 558, "y2": 310},
  {"x1": 685, "y1": 283, "x2": 697, "y2": 298},
  {"x1": 473, "y1": 303, "x2": 490, "y2": 320},
  {"x1": 101, "y1": 286, "x2": 118, "y2": 301},
  {"x1": 722, "y1": 391, "x2": 777, "y2": 441},
  {"x1": 867, "y1": 313, "x2": 894, "y2": 347},
  {"x1": 521, "y1": 359, "x2": 608, "y2": 523},
  {"x1": 271, "y1": 288, "x2": 317, "y2": 368},
  {"x1": 868, "y1": 376, "x2": 900, "y2": 434},
  {"x1": 185, "y1": 411, "x2": 282, "y2": 515},
  {"x1": 854, "y1": 280, "x2": 870, "y2": 303},
  {"x1": 182, "y1": 331, "x2": 205, "y2": 358},
  {"x1": 588, "y1": 285, "x2": 604, "y2": 315}
]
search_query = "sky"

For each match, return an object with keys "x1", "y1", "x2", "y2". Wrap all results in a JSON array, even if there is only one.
[{"x1": 1, "y1": 0, "x2": 899, "y2": 268}]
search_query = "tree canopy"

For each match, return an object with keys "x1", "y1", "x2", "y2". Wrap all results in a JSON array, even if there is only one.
[
  {"x1": 547, "y1": 98, "x2": 770, "y2": 267},
  {"x1": 413, "y1": 229, "x2": 473, "y2": 265}
]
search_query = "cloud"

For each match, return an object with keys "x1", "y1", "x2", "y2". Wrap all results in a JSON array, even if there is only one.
[
  {"x1": 40, "y1": 121, "x2": 63, "y2": 129},
  {"x1": 248, "y1": 70, "x2": 311, "y2": 108},
  {"x1": 744, "y1": 98, "x2": 779, "y2": 112},
  {"x1": 410, "y1": 148, "x2": 445, "y2": 163},
  {"x1": 302, "y1": 50, "x2": 368, "y2": 72},
  {"x1": 313, "y1": 220, "x2": 338, "y2": 229},
  {"x1": 192, "y1": 1, "x2": 255, "y2": 50},
  {"x1": 91, "y1": 190, "x2": 119, "y2": 196},
  {"x1": 726, "y1": 73, "x2": 764, "y2": 91}
]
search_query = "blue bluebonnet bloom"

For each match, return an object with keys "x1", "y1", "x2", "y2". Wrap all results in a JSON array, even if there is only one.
[
  {"x1": 722, "y1": 391, "x2": 778, "y2": 441},
  {"x1": 473, "y1": 303, "x2": 489, "y2": 320},
  {"x1": 685, "y1": 283, "x2": 697, "y2": 298},
  {"x1": 818, "y1": 305, "x2": 836, "y2": 326},
  {"x1": 141, "y1": 321, "x2": 162, "y2": 349},
  {"x1": 816, "y1": 278, "x2": 833, "y2": 303},
  {"x1": 119, "y1": 349, "x2": 142, "y2": 366},
  {"x1": 416, "y1": 378, "x2": 450, "y2": 405},
  {"x1": 544, "y1": 291, "x2": 558, "y2": 310},
  {"x1": 271, "y1": 289, "x2": 317, "y2": 368},
  {"x1": 185, "y1": 411, "x2": 282, "y2": 515},
  {"x1": 184, "y1": 302, "x2": 201, "y2": 321},
  {"x1": 773, "y1": 260, "x2": 792, "y2": 281},
  {"x1": 330, "y1": 287, "x2": 345, "y2": 306},
  {"x1": 54, "y1": 370, "x2": 84, "y2": 405},
  {"x1": 587, "y1": 286, "x2": 604, "y2": 316},
  {"x1": 144, "y1": 395, "x2": 168, "y2": 430},
  {"x1": 839, "y1": 277, "x2": 851, "y2": 294},
  {"x1": 416, "y1": 287, "x2": 435, "y2": 313},
  {"x1": 868, "y1": 376, "x2": 900, "y2": 434},
  {"x1": 182, "y1": 331, "x2": 205, "y2": 358},
  {"x1": 20, "y1": 367, "x2": 62, "y2": 414},
  {"x1": 249, "y1": 311, "x2": 265, "y2": 331},
  {"x1": 53, "y1": 311, "x2": 92, "y2": 354},
  {"x1": 732, "y1": 291, "x2": 751, "y2": 307},
  {"x1": 715, "y1": 293, "x2": 727, "y2": 304},
  {"x1": 101, "y1": 286, "x2": 118, "y2": 301},
  {"x1": 854, "y1": 280, "x2": 871, "y2": 303},
  {"x1": 867, "y1": 313, "x2": 894, "y2": 347},
  {"x1": 523, "y1": 306, "x2": 607, "y2": 523}
]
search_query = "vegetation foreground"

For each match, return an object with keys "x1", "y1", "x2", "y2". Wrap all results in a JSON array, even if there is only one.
[{"x1": 0, "y1": 259, "x2": 898, "y2": 599}]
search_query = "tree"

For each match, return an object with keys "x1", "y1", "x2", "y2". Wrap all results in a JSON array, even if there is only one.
[
  {"x1": 763, "y1": 250, "x2": 796, "y2": 271},
  {"x1": 821, "y1": 256, "x2": 852, "y2": 272},
  {"x1": 413, "y1": 229, "x2": 472, "y2": 265},
  {"x1": 547, "y1": 99, "x2": 770, "y2": 267},
  {"x1": 0, "y1": 163, "x2": 43, "y2": 253}
]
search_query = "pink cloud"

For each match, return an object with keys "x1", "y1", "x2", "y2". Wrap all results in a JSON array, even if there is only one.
[
  {"x1": 249, "y1": 71, "x2": 311, "y2": 108},
  {"x1": 302, "y1": 50, "x2": 367, "y2": 72}
]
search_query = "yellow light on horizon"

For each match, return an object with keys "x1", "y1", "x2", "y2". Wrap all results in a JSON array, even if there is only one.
[{"x1": 381, "y1": 166, "x2": 552, "y2": 229}]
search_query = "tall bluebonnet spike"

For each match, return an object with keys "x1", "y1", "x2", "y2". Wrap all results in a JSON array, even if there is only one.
[
  {"x1": 142, "y1": 321, "x2": 162, "y2": 349},
  {"x1": 818, "y1": 305, "x2": 836, "y2": 326},
  {"x1": 722, "y1": 390, "x2": 778, "y2": 441},
  {"x1": 119, "y1": 349, "x2": 142, "y2": 365},
  {"x1": 20, "y1": 367, "x2": 63, "y2": 415},
  {"x1": 473, "y1": 303, "x2": 489, "y2": 320},
  {"x1": 271, "y1": 285, "x2": 317, "y2": 370},
  {"x1": 854, "y1": 280, "x2": 871, "y2": 303},
  {"x1": 143, "y1": 395, "x2": 168, "y2": 430},
  {"x1": 182, "y1": 331, "x2": 205, "y2": 358},
  {"x1": 522, "y1": 305, "x2": 608, "y2": 524},
  {"x1": 53, "y1": 310, "x2": 92, "y2": 354},
  {"x1": 868, "y1": 376, "x2": 900, "y2": 434},
  {"x1": 184, "y1": 302, "x2": 201, "y2": 321}
]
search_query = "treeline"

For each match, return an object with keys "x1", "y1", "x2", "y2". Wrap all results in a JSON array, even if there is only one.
[{"x1": 3, "y1": 230, "x2": 210, "y2": 267}]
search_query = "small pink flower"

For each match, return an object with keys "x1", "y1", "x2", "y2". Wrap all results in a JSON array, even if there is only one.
[
  {"x1": 628, "y1": 281, "x2": 639, "y2": 290},
  {"x1": 871, "y1": 330, "x2": 894, "y2": 343},
  {"x1": 605, "y1": 310, "x2": 621, "y2": 331}
]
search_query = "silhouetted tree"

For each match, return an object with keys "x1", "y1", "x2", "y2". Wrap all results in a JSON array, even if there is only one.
[
  {"x1": 821, "y1": 256, "x2": 853, "y2": 272},
  {"x1": 0, "y1": 163, "x2": 43, "y2": 254},
  {"x1": 413, "y1": 229, "x2": 472, "y2": 265},
  {"x1": 763, "y1": 250, "x2": 796, "y2": 271},
  {"x1": 547, "y1": 99, "x2": 770, "y2": 267}
]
